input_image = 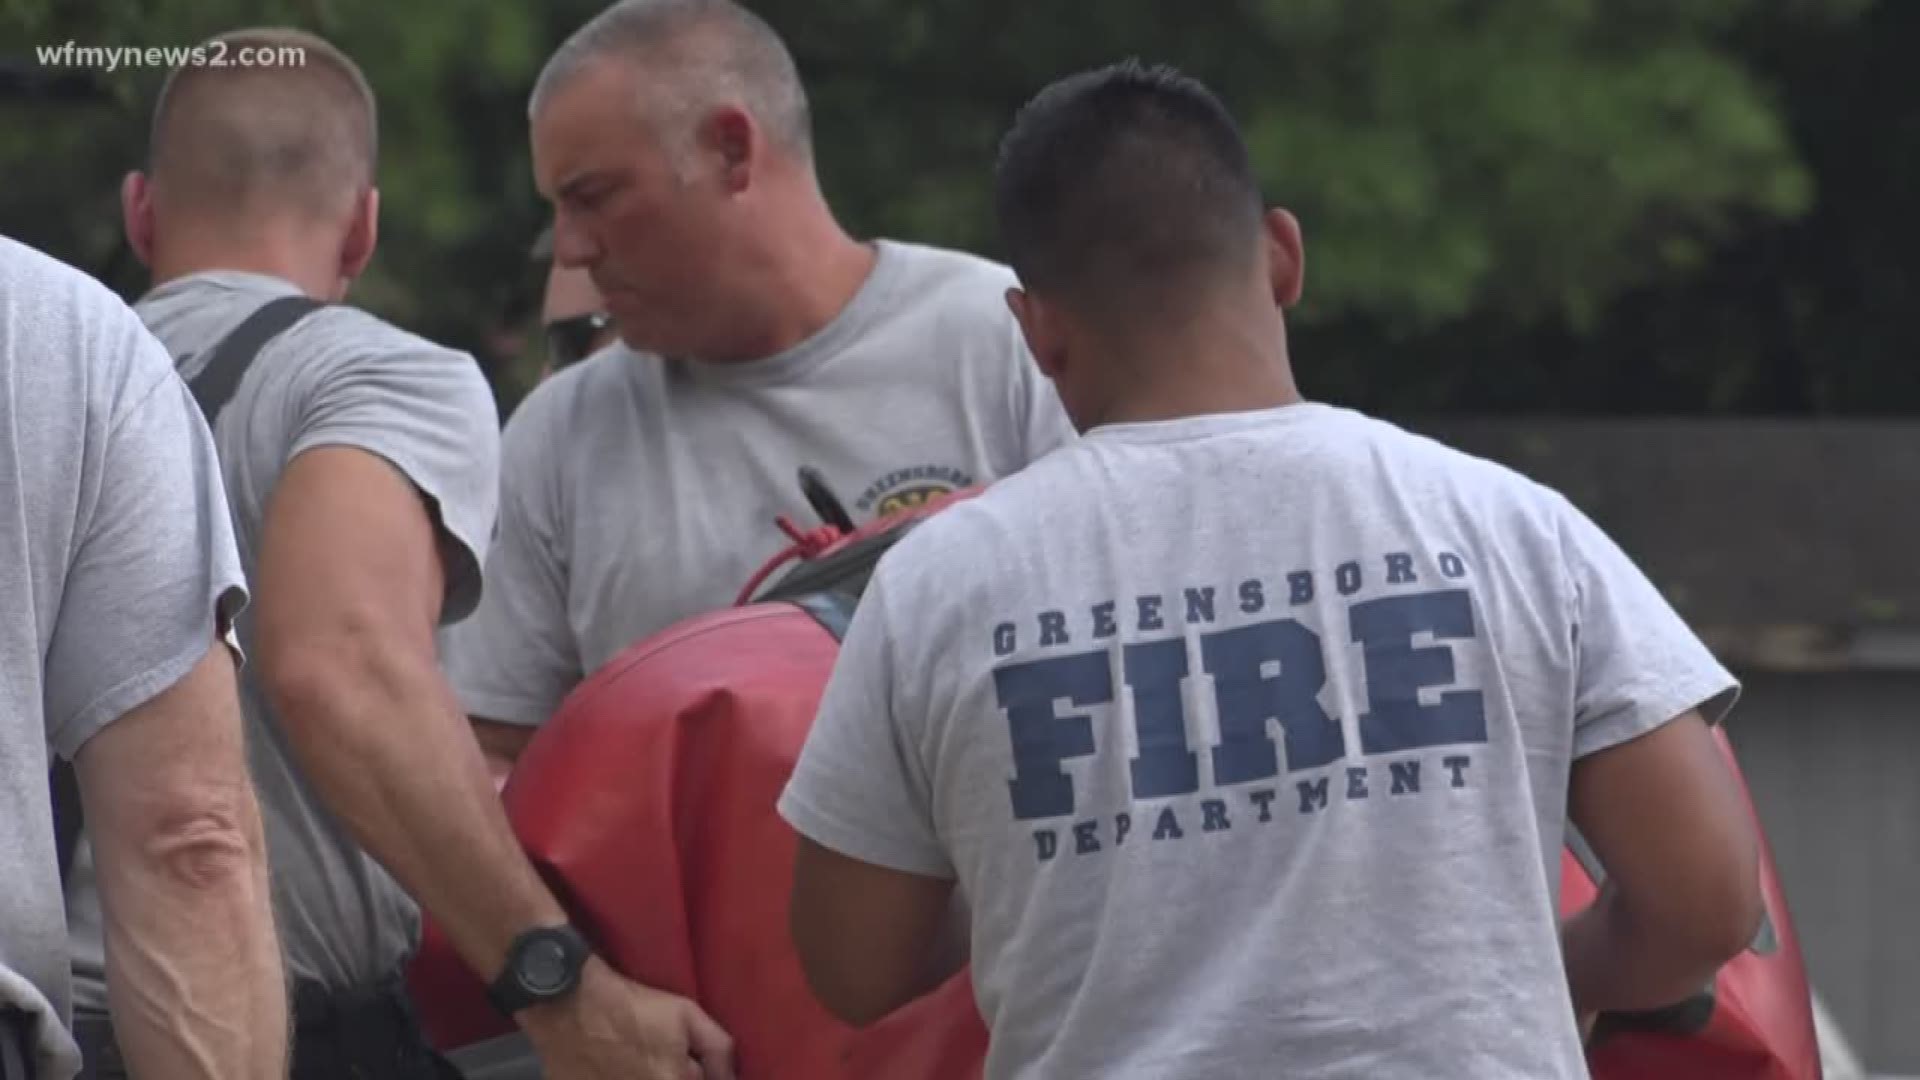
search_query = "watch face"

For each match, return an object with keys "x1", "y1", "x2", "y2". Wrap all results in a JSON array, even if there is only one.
[{"x1": 520, "y1": 936, "x2": 572, "y2": 993}]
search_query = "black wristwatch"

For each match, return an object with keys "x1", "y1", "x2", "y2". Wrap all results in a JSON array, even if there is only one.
[{"x1": 487, "y1": 924, "x2": 592, "y2": 1016}]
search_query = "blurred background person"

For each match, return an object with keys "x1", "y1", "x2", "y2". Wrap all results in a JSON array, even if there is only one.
[{"x1": 531, "y1": 224, "x2": 616, "y2": 380}]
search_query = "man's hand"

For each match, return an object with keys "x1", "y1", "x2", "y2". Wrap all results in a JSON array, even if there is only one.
[{"x1": 519, "y1": 958, "x2": 735, "y2": 1080}]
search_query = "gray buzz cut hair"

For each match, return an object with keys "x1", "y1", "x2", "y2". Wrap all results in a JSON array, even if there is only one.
[
  {"x1": 531, "y1": 0, "x2": 813, "y2": 163},
  {"x1": 147, "y1": 27, "x2": 377, "y2": 220}
]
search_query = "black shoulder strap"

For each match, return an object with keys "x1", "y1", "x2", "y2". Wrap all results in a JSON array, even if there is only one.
[
  {"x1": 188, "y1": 294, "x2": 327, "y2": 423},
  {"x1": 50, "y1": 755, "x2": 84, "y2": 882},
  {"x1": 49, "y1": 293, "x2": 325, "y2": 886}
]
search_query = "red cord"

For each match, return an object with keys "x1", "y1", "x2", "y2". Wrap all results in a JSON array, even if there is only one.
[{"x1": 735, "y1": 515, "x2": 844, "y2": 605}]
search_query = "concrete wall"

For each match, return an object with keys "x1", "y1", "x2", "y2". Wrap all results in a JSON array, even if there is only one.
[{"x1": 1725, "y1": 670, "x2": 1920, "y2": 1074}]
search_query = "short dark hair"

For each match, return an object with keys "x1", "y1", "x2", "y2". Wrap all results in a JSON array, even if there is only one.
[{"x1": 995, "y1": 61, "x2": 1264, "y2": 314}]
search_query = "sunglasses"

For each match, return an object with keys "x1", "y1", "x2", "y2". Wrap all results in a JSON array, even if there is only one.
[{"x1": 544, "y1": 312, "x2": 613, "y2": 370}]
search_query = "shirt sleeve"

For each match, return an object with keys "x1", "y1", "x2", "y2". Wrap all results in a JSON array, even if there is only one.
[
  {"x1": 778, "y1": 561, "x2": 953, "y2": 879},
  {"x1": 441, "y1": 391, "x2": 583, "y2": 728},
  {"x1": 286, "y1": 318, "x2": 501, "y2": 623},
  {"x1": 44, "y1": 345, "x2": 248, "y2": 760},
  {"x1": 1556, "y1": 493, "x2": 1741, "y2": 759}
]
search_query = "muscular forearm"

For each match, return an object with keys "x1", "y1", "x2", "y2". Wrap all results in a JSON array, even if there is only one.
[
  {"x1": 1561, "y1": 883, "x2": 1734, "y2": 1016},
  {"x1": 269, "y1": 629, "x2": 569, "y2": 982},
  {"x1": 95, "y1": 786, "x2": 287, "y2": 1079}
]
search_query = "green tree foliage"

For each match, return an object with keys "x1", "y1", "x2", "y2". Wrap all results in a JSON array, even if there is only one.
[
  {"x1": 1, "y1": 0, "x2": 564, "y2": 406},
  {"x1": 0, "y1": 0, "x2": 1902, "y2": 415},
  {"x1": 1480, "y1": 0, "x2": 1920, "y2": 414}
]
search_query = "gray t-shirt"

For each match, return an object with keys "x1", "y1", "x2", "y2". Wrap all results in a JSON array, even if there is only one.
[
  {"x1": 64, "y1": 269, "x2": 501, "y2": 1005},
  {"x1": 444, "y1": 239, "x2": 1075, "y2": 727},
  {"x1": 0, "y1": 238, "x2": 246, "y2": 1080},
  {"x1": 779, "y1": 402, "x2": 1740, "y2": 1080}
]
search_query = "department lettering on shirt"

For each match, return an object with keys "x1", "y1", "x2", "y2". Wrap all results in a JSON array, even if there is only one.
[{"x1": 989, "y1": 548, "x2": 1490, "y2": 863}]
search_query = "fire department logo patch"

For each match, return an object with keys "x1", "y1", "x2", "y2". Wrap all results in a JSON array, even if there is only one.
[{"x1": 856, "y1": 464, "x2": 974, "y2": 516}]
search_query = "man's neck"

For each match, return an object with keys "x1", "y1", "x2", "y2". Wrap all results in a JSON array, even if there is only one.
[
  {"x1": 705, "y1": 200, "x2": 877, "y2": 363},
  {"x1": 1094, "y1": 305, "x2": 1305, "y2": 427},
  {"x1": 1098, "y1": 370, "x2": 1304, "y2": 428},
  {"x1": 148, "y1": 225, "x2": 338, "y2": 300}
]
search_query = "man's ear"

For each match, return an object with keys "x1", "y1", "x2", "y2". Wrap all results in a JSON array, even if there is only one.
[
  {"x1": 1264, "y1": 207, "x2": 1305, "y2": 308},
  {"x1": 120, "y1": 171, "x2": 156, "y2": 268},
  {"x1": 1006, "y1": 287, "x2": 1066, "y2": 381},
  {"x1": 336, "y1": 187, "x2": 380, "y2": 292},
  {"x1": 702, "y1": 104, "x2": 758, "y2": 194}
]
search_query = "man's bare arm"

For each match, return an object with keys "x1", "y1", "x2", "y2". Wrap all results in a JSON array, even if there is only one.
[
  {"x1": 255, "y1": 446, "x2": 734, "y2": 1078},
  {"x1": 1562, "y1": 710, "x2": 1765, "y2": 1017},
  {"x1": 79, "y1": 638, "x2": 288, "y2": 1080},
  {"x1": 254, "y1": 446, "x2": 573, "y2": 979},
  {"x1": 790, "y1": 836, "x2": 963, "y2": 1027}
]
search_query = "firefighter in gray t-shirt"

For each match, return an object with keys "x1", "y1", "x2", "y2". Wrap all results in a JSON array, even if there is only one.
[
  {"x1": 445, "y1": 1, "x2": 1076, "y2": 770},
  {"x1": 66, "y1": 26, "x2": 735, "y2": 1080},
  {"x1": 782, "y1": 62, "x2": 1769, "y2": 1080},
  {"x1": 0, "y1": 236, "x2": 284, "y2": 1080}
]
